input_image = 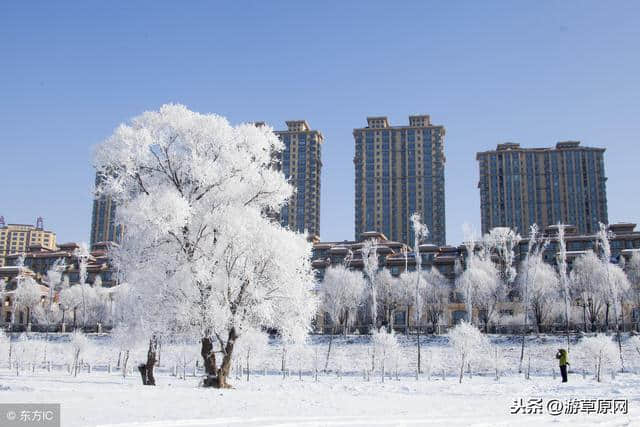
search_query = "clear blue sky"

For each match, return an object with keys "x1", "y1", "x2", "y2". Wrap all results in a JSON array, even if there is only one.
[{"x1": 1, "y1": 1, "x2": 639, "y2": 245}]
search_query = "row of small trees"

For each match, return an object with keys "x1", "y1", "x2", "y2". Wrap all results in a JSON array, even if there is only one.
[
  {"x1": 5, "y1": 326, "x2": 639, "y2": 386},
  {"x1": 320, "y1": 218, "x2": 640, "y2": 376},
  {"x1": 456, "y1": 221, "x2": 640, "y2": 373}
]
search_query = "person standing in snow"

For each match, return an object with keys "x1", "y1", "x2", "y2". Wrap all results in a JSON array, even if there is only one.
[{"x1": 555, "y1": 348, "x2": 569, "y2": 383}]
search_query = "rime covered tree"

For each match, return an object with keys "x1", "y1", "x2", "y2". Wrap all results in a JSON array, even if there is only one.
[
  {"x1": 94, "y1": 104, "x2": 317, "y2": 388},
  {"x1": 571, "y1": 252, "x2": 608, "y2": 331},
  {"x1": 14, "y1": 276, "x2": 43, "y2": 328},
  {"x1": 456, "y1": 237, "x2": 500, "y2": 331},
  {"x1": 525, "y1": 262, "x2": 558, "y2": 333},
  {"x1": 361, "y1": 239, "x2": 380, "y2": 330},
  {"x1": 448, "y1": 321, "x2": 489, "y2": 383},
  {"x1": 517, "y1": 224, "x2": 547, "y2": 372},
  {"x1": 580, "y1": 335, "x2": 619, "y2": 382},
  {"x1": 556, "y1": 224, "x2": 571, "y2": 350},
  {"x1": 484, "y1": 227, "x2": 521, "y2": 290},
  {"x1": 377, "y1": 269, "x2": 405, "y2": 332},
  {"x1": 421, "y1": 269, "x2": 449, "y2": 332},
  {"x1": 409, "y1": 212, "x2": 429, "y2": 371},
  {"x1": 596, "y1": 223, "x2": 630, "y2": 370},
  {"x1": 321, "y1": 263, "x2": 364, "y2": 369}
]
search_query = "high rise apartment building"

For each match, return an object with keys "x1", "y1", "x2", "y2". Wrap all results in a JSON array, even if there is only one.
[
  {"x1": 353, "y1": 115, "x2": 446, "y2": 246},
  {"x1": 90, "y1": 173, "x2": 123, "y2": 247},
  {"x1": 273, "y1": 120, "x2": 323, "y2": 238},
  {"x1": 476, "y1": 141, "x2": 608, "y2": 236}
]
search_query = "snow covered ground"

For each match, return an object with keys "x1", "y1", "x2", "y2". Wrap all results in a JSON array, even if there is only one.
[
  {"x1": 1, "y1": 333, "x2": 639, "y2": 426},
  {"x1": 2, "y1": 368, "x2": 638, "y2": 426}
]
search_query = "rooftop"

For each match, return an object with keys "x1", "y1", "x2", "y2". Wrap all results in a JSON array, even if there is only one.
[{"x1": 357, "y1": 115, "x2": 443, "y2": 130}]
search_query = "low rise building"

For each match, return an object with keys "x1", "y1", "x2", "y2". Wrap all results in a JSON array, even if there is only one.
[
  {"x1": 0, "y1": 217, "x2": 56, "y2": 267},
  {"x1": 312, "y1": 231, "x2": 464, "y2": 331}
]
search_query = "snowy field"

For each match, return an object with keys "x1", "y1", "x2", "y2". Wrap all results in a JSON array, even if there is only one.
[{"x1": 1, "y1": 333, "x2": 639, "y2": 426}]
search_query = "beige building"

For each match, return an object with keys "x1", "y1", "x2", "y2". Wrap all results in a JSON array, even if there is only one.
[
  {"x1": 273, "y1": 120, "x2": 323, "y2": 238},
  {"x1": 0, "y1": 218, "x2": 56, "y2": 267},
  {"x1": 353, "y1": 116, "x2": 446, "y2": 246},
  {"x1": 476, "y1": 141, "x2": 608, "y2": 236}
]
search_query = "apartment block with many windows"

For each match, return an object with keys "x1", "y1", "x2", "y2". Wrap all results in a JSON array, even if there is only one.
[
  {"x1": 90, "y1": 173, "x2": 123, "y2": 247},
  {"x1": 353, "y1": 115, "x2": 446, "y2": 246},
  {"x1": 476, "y1": 141, "x2": 608, "y2": 236},
  {"x1": 273, "y1": 120, "x2": 323, "y2": 238}
]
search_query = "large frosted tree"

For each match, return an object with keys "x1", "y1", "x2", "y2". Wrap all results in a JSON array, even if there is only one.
[{"x1": 94, "y1": 104, "x2": 317, "y2": 388}]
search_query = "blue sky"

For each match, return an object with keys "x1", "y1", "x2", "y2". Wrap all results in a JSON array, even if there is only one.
[{"x1": 1, "y1": 1, "x2": 639, "y2": 245}]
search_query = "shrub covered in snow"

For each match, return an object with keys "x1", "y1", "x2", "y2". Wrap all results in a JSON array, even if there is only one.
[
  {"x1": 235, "y1": 328, "x2": 269, "y2": 381},
  {"x1": 372, "y1": 328, "x2": 402, "y2": 382},
  {"x1": 448, "y1": 321, "x2": 489, "y2": 383},
  {"x1": 580, "y1": 334, "x2": 619, "y2": 382},
  {"x1": 70, "y1": 332, "x2": 88, "y2": 377}
]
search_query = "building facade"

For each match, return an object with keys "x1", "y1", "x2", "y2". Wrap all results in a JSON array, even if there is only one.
[
  {"x1": 273, "y1": 120, "x2": 323, "y2": 238},
  {"x1": 312, "y1": 231, "x2": 464, "y2": 331},
  {"x1": 0, "y1": 217, "x2": 56, "y2": 267},
  {"x1": 90, "y1": 173, "x2": 123, "y2": 246},
  {"x1": 311, "y1": 223, "x2": 640, "y2": 332},
  {"x1": 477, "y1": 141, "x2": 608, "y2": 237},
  {"x1": 514, "y1": 222, "x2": 640, "y2": 269},
  {"x1": 4, "y1": 241, "x2": 118, "y2": 287},
  {"x1": 353, "y1": 115, "x2": 446, "y2": 247}
]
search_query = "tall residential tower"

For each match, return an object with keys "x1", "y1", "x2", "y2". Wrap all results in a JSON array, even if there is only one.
[
  {"x1": 274, "y1": 120, "x2": 323, "y2": 238},
  {"x1": 90, "y1": 173, "x2": 123, "y2": 247},
  {"x1": 353, "y1": 115, "x2": 446, "y2": 246},
  {"x1": 476, "y1": 141, "x2": 608, "y2": 236}
]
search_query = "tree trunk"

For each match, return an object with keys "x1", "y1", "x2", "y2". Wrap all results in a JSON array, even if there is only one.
[
  {"x1": 215, "y1": 329, "x2": 237, "y2": 389},
  {"x1": 122, "y1": 350, "x2": 129, "y2": 378},
  {"x1": 343, "y1": 310, "x2": 349, "y2": 337},
  {"x1": 324, "y1": 328, "x2": 334, "y2": 371},
  {"x1": 137, "y1": 335, "x2": 158, "y2": 386},
  {"x1": 519, "y1": 314, "x2": 527, "y2": 373},
  {"x1": 281, "y1": 346, "x2": 287, "y2": 373},
  {"x1": 417, "y1": 325, "x2": 421, "y2": 374},
  {"x1": 246, "y1": 352, "x2": 250, "y2": 382},
  {"x1": 201, "y1": 330, "x2": 236, "y2": 389},
  {"x1": 200, "y1": 336, "x2": 218, "y2": 387}
]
